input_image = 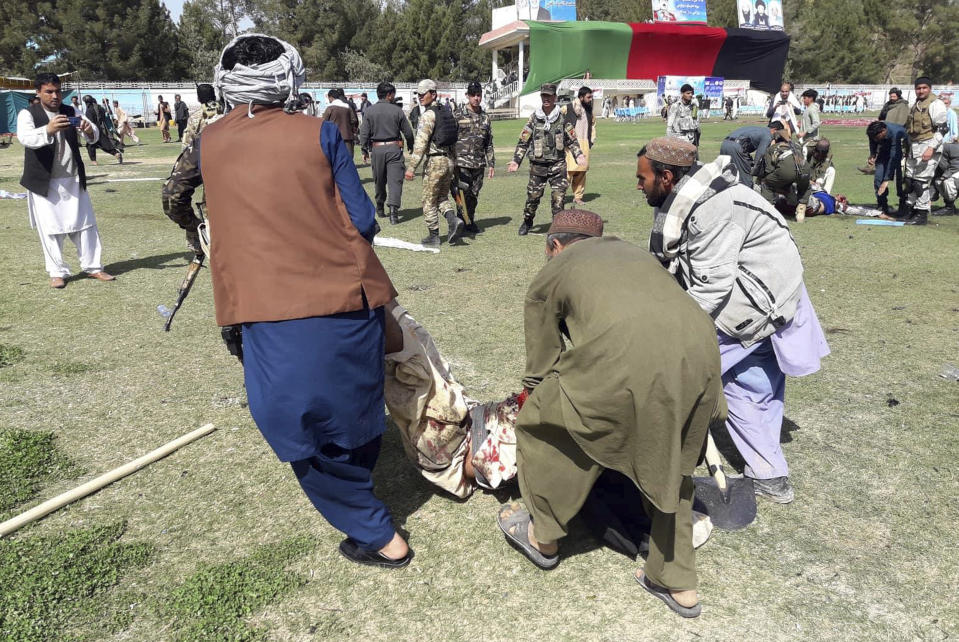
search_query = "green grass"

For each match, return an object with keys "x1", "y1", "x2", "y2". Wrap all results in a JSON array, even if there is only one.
[
  {"x1": 160, "y1": 536, "x2": 316, "y2": 641},
  {"x1": 0, "y1": 521, "x2": 152, "y2": 641},
  {"x1": 0, "y1": 429, "x2": 77, "y2": 514},
  {"x1": 0, "y1": 343, "x2": 25, "y2": 368},
  {"x1": 0, "y1": 116, "x2": 956, "y2": 640}
]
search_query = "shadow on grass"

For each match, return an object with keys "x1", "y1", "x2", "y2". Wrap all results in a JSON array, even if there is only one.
[
  {"x1": 372, "y1": 426, "x2": 441, "y2": 530},
  {"x1": 392, "y1": 208, "x2": 423, "y2": 225},
  {"x1": 712, "y1": 416, "x2": 802, "y2": 473},
  {"x1": 104, "y1": 252, "x2": 190, "y2": 276},
  {"x1": 476, "y1": 216, "x2": 512, "y2": 232}
]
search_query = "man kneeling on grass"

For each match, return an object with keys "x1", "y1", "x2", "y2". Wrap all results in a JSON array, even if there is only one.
[{"x1": 495, "y1": 209, "x2": 726, "y2": 619}]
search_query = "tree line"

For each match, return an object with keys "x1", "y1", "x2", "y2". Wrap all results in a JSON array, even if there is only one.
[{"x1": 1, "y1": 0, "x2": 956, "y2": 84}]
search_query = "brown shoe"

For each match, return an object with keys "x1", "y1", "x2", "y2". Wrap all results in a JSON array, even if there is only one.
[
  {"x1": 50, "y1": 276, "x2": 66, "y2": 289},
  {"x1": 87, "y1": 271, "x2": 115, "y2": 281}
]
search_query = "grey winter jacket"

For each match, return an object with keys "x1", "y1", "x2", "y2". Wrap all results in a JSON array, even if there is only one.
[{"x1": 677, "y1": 181, "x2": 804, "y2": 346}]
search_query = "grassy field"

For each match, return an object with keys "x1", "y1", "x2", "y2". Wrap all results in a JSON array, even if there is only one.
[{"x1": 0, "y1": 113, "x2": 957, "y2": 641}]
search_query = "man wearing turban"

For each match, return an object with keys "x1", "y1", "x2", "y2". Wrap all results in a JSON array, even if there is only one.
[{"x1": 162, "y1": 34, "x2": 412, "y2": 569}]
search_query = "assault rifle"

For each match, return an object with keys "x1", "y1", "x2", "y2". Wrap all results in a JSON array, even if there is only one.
[{"x1": 162, "y1": 254, "x2": 204, "y2": 331}]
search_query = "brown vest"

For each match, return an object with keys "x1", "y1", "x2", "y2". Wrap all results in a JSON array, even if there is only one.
[
  {"x1": 906, "y1": 93, "x2": 937, "y2": 142},
  {"x1": 200, "y1": 106, "x2": 396, "y2": 326}
]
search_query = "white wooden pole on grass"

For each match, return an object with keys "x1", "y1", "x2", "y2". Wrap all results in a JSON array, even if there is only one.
[{"x1": 0, "y1": 423, "x2": 216, "y2": 538}]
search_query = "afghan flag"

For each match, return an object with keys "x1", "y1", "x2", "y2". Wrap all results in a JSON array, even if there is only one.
[{"x1": 521, "y1": 21, "x2": 790, "y2": 95}]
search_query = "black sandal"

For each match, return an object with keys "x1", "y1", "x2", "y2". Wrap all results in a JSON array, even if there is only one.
[{"x1": 338, "y1": 538, "x2": 413, "y2": 569}]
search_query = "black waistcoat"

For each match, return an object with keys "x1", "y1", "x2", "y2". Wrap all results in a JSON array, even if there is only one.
[{"x1": 20, "y1": 103, "x2": 87, "y2": 196}]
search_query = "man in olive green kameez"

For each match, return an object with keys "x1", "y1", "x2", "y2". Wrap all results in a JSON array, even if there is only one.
[{"x1": 497, "y1": 210, "x2": 725, "y2": 619}]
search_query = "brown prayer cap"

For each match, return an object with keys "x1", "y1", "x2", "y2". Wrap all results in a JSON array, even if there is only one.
[
  {"x1": 547, "y1": 209, "x2": 604, "y2": 237},
  {"x1": 644, "y1": 137, "x2": 697, "y2": 167}
]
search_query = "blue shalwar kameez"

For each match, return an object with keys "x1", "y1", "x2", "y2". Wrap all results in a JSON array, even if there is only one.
[{"x1": 242, "y1": 122, "x2": 395, "y2": 551}]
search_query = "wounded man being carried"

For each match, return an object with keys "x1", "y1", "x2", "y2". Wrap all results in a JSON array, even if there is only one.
[
  {"x1": 384, "y1": 301, "x2": 519, "y2": 498},
  {"x1": 382, "y1": 301, "x2": 713, "y2": 554}
]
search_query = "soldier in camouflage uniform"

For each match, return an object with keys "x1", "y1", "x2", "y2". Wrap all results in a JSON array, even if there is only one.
[
  {"x1": 182, "y1": 84, "x2": 224, "y2": 150},
  {"x1": 454, "y1": 81, "x2": 495, "y2": 234},
  {"x1": 164, "y1": 84, "x2": 225, "y2": 254},
  {"x1": 405, "y1": 79, "x2": 460, "y2": 248},
  {"x1": 666, "y1": 84, "x2": 700, "y2": 147},
  {"x1": 162, "y1": 138, "x2": 205, "y2": 257},
  {"x1": 507, "y1": 83, "x2": 585, "y2": 236},
  {"x1": 756, "y1": 127, "x2": 812, "y2": 221}
]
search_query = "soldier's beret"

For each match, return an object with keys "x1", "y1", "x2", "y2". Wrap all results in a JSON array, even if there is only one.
[
  {"x1": 643, "y1": 137, "x2": 697, "y2": 167},
  {"x1": 548, "y1": 209, "x2": 604, "y2": 238}
]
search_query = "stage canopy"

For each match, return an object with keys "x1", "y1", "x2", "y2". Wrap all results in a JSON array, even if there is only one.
[{"x1": 520, "y1": 21, "x2": 790, "y2": 95}]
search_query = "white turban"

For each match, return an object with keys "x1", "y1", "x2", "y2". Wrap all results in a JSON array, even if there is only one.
[{"x1": 213, "y1": 34, "x2": 305, "y2": 112}]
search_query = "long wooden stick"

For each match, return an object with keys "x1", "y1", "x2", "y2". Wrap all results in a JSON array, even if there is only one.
[{"x1": 0, "y1": 423, "x2": 216, "y2": 538}]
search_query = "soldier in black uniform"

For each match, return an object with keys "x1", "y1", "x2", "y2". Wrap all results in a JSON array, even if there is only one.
[{"x1": 358, "y1": 82, "x2": 415, "y2": 225}]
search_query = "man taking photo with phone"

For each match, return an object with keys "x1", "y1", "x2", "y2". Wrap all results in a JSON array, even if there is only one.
[{"x1": 17, "y1": 73, "x2": 115, "y2": 288}]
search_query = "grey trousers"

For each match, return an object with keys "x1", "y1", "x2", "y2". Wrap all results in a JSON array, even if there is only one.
[
  {"x1": 371, "y1": 144, "x2": 405, "y2": 209},
  {"x1": 720, "y1": 138, "x2": 754, "y2": 186}
]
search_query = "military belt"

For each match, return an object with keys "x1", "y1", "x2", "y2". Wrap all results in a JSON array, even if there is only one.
[{"x1": 372, "y1": 140, "x2": 402, "y2": 147}]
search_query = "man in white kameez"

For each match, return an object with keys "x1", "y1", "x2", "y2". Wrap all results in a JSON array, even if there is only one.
[{"x1": 17, "y1": 73, "x2": 115, "y2": 288}]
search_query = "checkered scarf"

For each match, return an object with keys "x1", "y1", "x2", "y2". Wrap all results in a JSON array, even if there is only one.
[
  {"x1": 214, "y1": 34, "x2": 305, "y2": 114},
  {"x1": 649, "y1": 156, "x2": 739, "y2": 269}
]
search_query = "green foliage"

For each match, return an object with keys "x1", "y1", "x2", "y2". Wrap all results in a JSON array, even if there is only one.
[
  {"x1": 788, "y1": 0, "x2": 886, "y2": 83},
  {"x1": 0, "y1": 429, "x2": 77, "y2": 514},
  {"x1": 160, "y1": 537, "x2": 316, "y2": 640},
  {"x1": 0, "y1": 344, "x2": 24, "y2": 368},
  {"x1": 50, "y1": 360, "x2": 95, "y2": 375},
  {"x1": 38, "y1": 0, "x2": 184, "y2": 80},
  {"x1": 576, "y1": 0, "x2": 651, "y2": 22},
  {"x1": 0, "y1": 522, "x2": 153, "y2": 640},
  {"x1": 1, "y1": 0, "x2": 959, "y2": 82},
  {"x1": 178, "y1": 0, "x2": 231, "y2": 81},
  {"x1": 0, "y1": 1, "x2": 55, "y2": 76},
  {"x1": 341, "y1": 48, "x2": 391, "y2": 82}
]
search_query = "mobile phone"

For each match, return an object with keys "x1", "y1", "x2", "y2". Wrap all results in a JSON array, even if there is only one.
[{"x1": 68, "y1": 116, "x2": 82, "y2": 127}]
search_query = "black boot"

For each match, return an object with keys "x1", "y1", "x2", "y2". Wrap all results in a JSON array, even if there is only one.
[
  {"x1": 934, "y1": 200, "x2": 956, "y2": 216},
  {"x1": 376, "y1": 203, "x2": 386, "y2": 218},
  {"x1": 904, "y1": 209, "x2": 928, "y2": 225},
  {"x1": 898, "y1": 203, "x2": 914, "y2": 221},
  {"x1": 388, "y1": 206, "x2": 399, "y2": 225},
  {"x1": 421, "y1": 229, "x2": 440, "y2": 247},
  {"x1": 518, "y1": 216, "x2": 534, "y2": 236},
  {"x1": 445, "y1": 210, "x2": 464, "y2": 244}
]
